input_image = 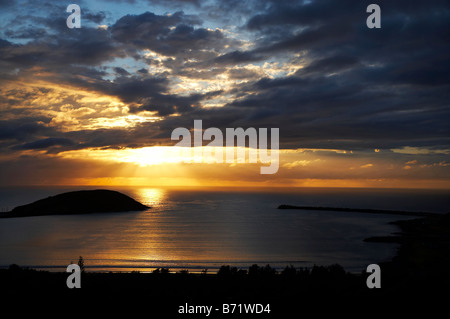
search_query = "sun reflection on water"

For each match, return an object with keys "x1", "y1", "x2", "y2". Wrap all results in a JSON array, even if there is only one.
[{"x1": 134, "y1": 188, "x2": 166, "y2": 208}]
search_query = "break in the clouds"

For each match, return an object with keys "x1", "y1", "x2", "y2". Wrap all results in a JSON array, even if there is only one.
[{"x1": 0, "y1": 0, "x2": 449, "y2": 186}]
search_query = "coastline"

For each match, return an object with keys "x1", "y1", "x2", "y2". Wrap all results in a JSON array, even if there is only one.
[
  {"x1": 2, "y1": 213, "x2": 449, "y2": 284},
  {"x1": 1, "y1": 212, "x2": 449, "y2": 316},
  {"x1": 2, "y1": 204, "x2": 447, "y2": 274}
]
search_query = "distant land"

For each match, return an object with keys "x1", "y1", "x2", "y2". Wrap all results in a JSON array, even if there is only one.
[
  {"x1": 277, "y1": 204, "x2": 441, "y2": 217},
  {"x1": 0, "y1": 189, "x2": 149, "y2": 218}
]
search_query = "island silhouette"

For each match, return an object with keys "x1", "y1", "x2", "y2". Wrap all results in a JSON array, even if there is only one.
[{"x1": 0, "y1": 189, "x2": 149, "y2": 218}]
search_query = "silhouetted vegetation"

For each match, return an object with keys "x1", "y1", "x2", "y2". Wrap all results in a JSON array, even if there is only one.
[
  {"x1": 371, "y1": 212, "x2": 450, "y2": 295},
  {"x1": 250, "y1": 264, "x2": 276, "y2": 277},
  {"x1": 217, "y1": 265, "x2": 246, "y2": 277},
  {"x1": 78, "y1": 256, "x2": 85, "y2": 273},
  {"x1": 281, "y1": 264, "x2": 298, "y2": 277},
  {"x1": 152, "y1": 267, "x2": 170, "y2": 274},
  {"x1": 8, "y1": 264, "x2": 23, "y2": 272}
]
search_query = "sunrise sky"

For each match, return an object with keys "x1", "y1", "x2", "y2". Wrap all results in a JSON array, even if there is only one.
[{"x1": 0, "y1": 0, "x2": 449, "y2": 188}]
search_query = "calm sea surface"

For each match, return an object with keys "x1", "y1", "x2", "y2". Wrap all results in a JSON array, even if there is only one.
[{"x1": 0, "y1": 187, "x2": 448, "y2": 272}]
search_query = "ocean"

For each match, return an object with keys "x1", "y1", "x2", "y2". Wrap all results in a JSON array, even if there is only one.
[{"x1": 0, "y1": 186, "x2": 448, "y2": 273}]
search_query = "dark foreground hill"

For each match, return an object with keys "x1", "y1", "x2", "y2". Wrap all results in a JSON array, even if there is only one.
[{"x1": 0, "y1": 189, "x2": 149, "y2": 218}]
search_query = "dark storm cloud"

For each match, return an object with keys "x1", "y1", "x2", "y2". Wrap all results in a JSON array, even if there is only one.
[
  {"x1": 0, "y1": 119, "x2": 52, "y2": 141},
  {"x1": 126, "y1": 88, "x2": 223, "y2": 116},
  {"x1": 110, "y1": 11, "x2": 196, "y2": 47},
  {"x1": 105, "y1": 77, "x2": 168, "y2": 103},
  {"x1": 226, "y1": 67, "x2": 261, "y2": 80},
  {"x1": 129, "y1": 93, "x2": 201, "y2": 115},
  {"x1": 247, "y1": 0, "x2": 450, "y2": 81},
  {"x1": 0, "y1": 38, "x2": 10, "y2": 47},
  {"x1": 3, "y1": 28, "x2": 48, "y2": 40},
  {"x1": 213, "y1": 50, "x2": 265, "y2": 65},
  {"x1": 1, "y1": 7, "x2": 238, "y2": 119},
  {"x1": 87, "y1": 76, "x2": 218, "y2": 116},
  {"x1": 14, "y1": 137, "x2": 76, "y2": 150},
  {"x1": 226, "y1": 71, "x2": 450, "y2": 149},
  {"x1": 143, "y1": 0, "x2": 201, "y2": 6},
  {"x1": 114, "y1": 67, "x2": 130, "y2": 76},
  {"x1": 212, "y1": 0, "x2": 450, "y2": 150},
  {"x1": 296, "y1": 56, "x2": 360, "y2": 76},
  {"x1": 1, "y1": 23, "x2": 216, "y2": 118},
  {"x1": 0, "y1": 117, "x2": 72, "y2": 154},
  {"x1": 84, "y1": 11, "x2": 107, "y2": 24},
  {"x1": 0, "y1": 28, "x2": 122, "y2": 68},
  {"x1": 110, "y1": 11, "x2": 229, "y2": 57},
  {"x1": 59, "y1": 123, "x2": 169, "y2": 150},
  {"x1": 53, "y1": 29, "x2": 123, "y2": 65},
  {"x1": 246, "y1": 0, "x2": 356, "y2": 30}
]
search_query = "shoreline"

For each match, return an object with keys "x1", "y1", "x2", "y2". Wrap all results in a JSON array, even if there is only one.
[
  {"x1": 0, "y1": 262, "x2": 368, "y2": 275},
  {"x1": 2, "y1": 204, "x2": 436, "y2": 274},
  {"x1": 1, "y1": 213, "x2": 449, "y2": 309}
]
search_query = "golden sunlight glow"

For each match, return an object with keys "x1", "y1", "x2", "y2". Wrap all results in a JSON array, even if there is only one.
[
  {"x1": 85, "y1": 114, "x2": 160, "y2": 129},
  {"x1": 11, "y1": 145, "x2": 449, "y2": 189},
  {"x1": 2, "y1": 78, "x2": 161, "y2": 131},
  {"x1": 57, "y1": 146, "x2": 280, "y2": 166},
  {"x1": 134, "y1": 188, "x2": 166, "y2": 207},
  {"x1": 58, "y1": 146, "x2": 191, "y2": 165}
]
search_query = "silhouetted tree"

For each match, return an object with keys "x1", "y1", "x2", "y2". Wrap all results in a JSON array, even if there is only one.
[
  {"x1": 249, "y1": 264, "x2": 276, "y2": 277},
  {"x1": 236, "y1": 269, "x2": 247, "y2": 276},
  {"x1": 282, "y1": 265, "x2": 296, "y2": 277},
  {"x1": 218, "y1": 265, "x2": 232, "y2": 277},
  {"x1": 160, "y1": 267, "x2": 170, "y2": 274},
  {"x1": 152, "y1": 267, "x2": 170, "y2": 274},
  {"x1": 8, "y1": 264, "x2": 22, "y2": 272},
  {"x1": 152, "y1": 268, "x2": 160, "y2": 274},
  {"x1": 248, "y1": 264, "x2": 260, "y2": 277},
  {"x1": 328, "y1": 264, "x2": 346, "y2": 278},
  {"x1": 77, "y1": 256, "x2": 85, "y2": 273},
  {"x1": 296, "y1": 267, "x2": 310, "y2": 278},
  {"x1": 262, "y1": 264, "x2": 276, "y2": 276}
]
